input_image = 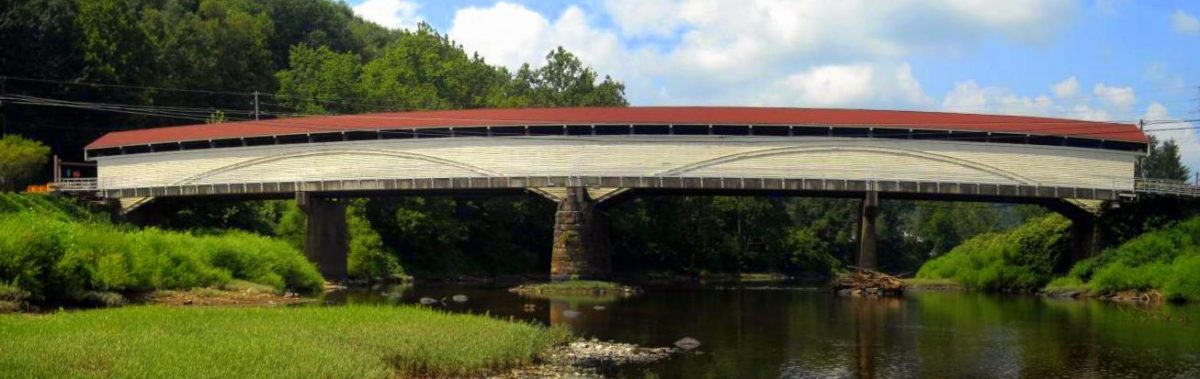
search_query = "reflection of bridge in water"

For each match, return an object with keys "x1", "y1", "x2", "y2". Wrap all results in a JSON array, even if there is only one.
[{"x1": 79, "y1": 107, "x2": 1175, "y2": 279}]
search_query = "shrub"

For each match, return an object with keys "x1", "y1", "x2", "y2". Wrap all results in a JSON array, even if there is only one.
[
  {"x1": 916, "y1": 215, "x2": 1071, "y2": 291},
  {"x1": 0, "y1": 135, "x2": 50, "y2": 192},
  {"x1": 1054, "y1": 217, "x2": 1200, "y2": 301},
  {"x1": 0, "y1": 211, "x2": 322, "y2": 304}
]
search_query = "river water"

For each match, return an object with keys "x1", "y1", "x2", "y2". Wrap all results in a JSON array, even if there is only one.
[{"x1": 327, "y1": 286, "x2": 1200, "y2": 378}]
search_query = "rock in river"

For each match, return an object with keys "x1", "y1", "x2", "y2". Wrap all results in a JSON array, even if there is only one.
[
  {"x1": 451, "y1": 294, "x2": 469, "y2": 303},
  {"x1": 674, "y1": 337, "x2": 701, "y2": 350},
  {"x1": 418, "y1": 297, "x2": 439, "y2": 305}
]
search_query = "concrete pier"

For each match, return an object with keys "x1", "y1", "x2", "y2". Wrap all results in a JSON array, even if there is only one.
[{"x1": 297, "y1": 193, "x2": 348, "y2": 281}]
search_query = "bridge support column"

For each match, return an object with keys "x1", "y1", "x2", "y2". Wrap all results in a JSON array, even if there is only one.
[
  {"x1": 1068, "y1": 212, "x2": 1101, "y2": 264},
  {"x1": 297, "y1": 192, "x2": 348, "y2": 282},
  {"x1": 858, "y1": 190, "x2": 879, "y2": 271},
  {"x1": 550, "y1": 186, "x2": 612, "y2": 281}
]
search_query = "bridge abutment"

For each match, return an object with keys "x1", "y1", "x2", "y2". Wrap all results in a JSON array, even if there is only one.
[
  {"x1": 550, "y1": 186, "x2": 613, "y2": 281},
  {"x1": 858, "y1": 190, "x2": 879, "y2": 271},
  {"x1": 297, "y1": 192, "x2": 349, "y2": 282}
]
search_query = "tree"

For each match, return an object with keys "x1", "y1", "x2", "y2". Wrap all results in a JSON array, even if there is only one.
[
  {"x1": 275, "y1": 44, "x2": 363, "y2": 114},
  {"x1": 1141, "y1": 135, "x2": 1191, "y2": 181},
  {"x1": 512, "y1": 47, "x2": 628, "y2": 107},
  {"x1": 0, "y1": 135, "x2": 51, "y2": 191}
]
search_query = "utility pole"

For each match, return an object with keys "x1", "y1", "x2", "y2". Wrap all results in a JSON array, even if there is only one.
[
  {"x1": 1, "y1": 75, "x2": 7, "y2": 137},
  {"x1": 253, "y1": 91, "x2": 260, "y2": 120},
  {"x1": 1138, "y1": 119, "x2": 1146, "y2": 179}
]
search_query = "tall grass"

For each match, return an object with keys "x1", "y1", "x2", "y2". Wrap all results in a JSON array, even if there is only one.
[
  {"x1": 0, "y1": 305, "x2": 570, "y2": 378},
  {"x1": 0, "y1": 209, "x2": 323, "y2": 304},
  {"x1": 1051, "y1": 217, "x2": 1200, "y2": 301},
  {"x1": 916, "y1": 215, "x2": 1071, "y2": 291},
  {"x1": 0, "y1": 192, "x2": 102, "y2": 221}
]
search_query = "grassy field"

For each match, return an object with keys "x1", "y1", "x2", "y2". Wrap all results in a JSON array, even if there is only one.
[{"x1": 0, "y1": 305, "x2": 570, "y2": 378}]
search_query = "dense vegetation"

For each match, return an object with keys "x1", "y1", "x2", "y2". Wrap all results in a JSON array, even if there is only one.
[
  {"x1": 916, "y1": 215, "x2": 1071, "y2": 291},
  {"x1": 0, "y1": 305, "x2": 569, "y2": 377},
  {"x1": 0, "y1": 193, "x2": 322, "y2": 308},
  {"x1": 1050, "y1": 217, "x2": 1200, "y2": 302},
  {"x1": 0, "y1": 135, "x2": 50, "y2": 191}
]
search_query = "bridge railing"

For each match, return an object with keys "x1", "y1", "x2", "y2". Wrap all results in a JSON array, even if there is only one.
[
  {"x1": 50, "y1": 178, "x2": 99, "y2": 192},
  {"x1": 1134, "y1": 178, "x2": 1200, "y2": 197}
]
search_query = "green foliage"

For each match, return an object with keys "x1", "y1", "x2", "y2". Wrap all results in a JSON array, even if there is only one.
[
  {"x1": 1057, "y1": 217, "x2": 1200, "y2": 301},
  {"x1": 0, "y1": 135, "x2": 51, "y2": 191},
  {"x1": 0, "y1": 192, "x2": 102, "y2": 221},
  {"x1": 917, "y1": 215, "x2": 1071, "y2": 291},
  {"x1": 0, "y1": 305, "x2": 571, "y2": 378},
  {"x1": 509, "y1": 47, "x2": 629, "y2": 107},
  {"x1": 0, "y1": 211, "x2": 322, "y2": 303},
  {"x1": 346, "y1": 200, "x2": 404, "y2": 281},
  {"x1": 1140, "y1": 135, "x2": 1191, "y2": 181},
  {"x1": 276, "y1": 44, "x2": 364, "y2": 114}
]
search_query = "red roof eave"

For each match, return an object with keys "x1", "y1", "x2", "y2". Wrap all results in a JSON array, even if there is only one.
[{"x1": 85, "y1": 107, "x2": 1149, "y2": 150}]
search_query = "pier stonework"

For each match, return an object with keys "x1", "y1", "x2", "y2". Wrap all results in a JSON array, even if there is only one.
[
  {"x1": 550, "y1": 186, "x2": 613, "y2": 281},
  {"x1": 297, "y1": 193, "x2": 349, "y2": 282},
  {"x1": 858, "y1": 190, "x2": 879, "y2": 271}
]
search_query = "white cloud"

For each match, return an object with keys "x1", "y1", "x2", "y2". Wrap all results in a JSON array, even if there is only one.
[
  {"x1": 758, "y1": 62, "x2": 933, "y2": 108},
  {"x1": 447, "y1": 0, "x2": 1081, "y2": 108},
  {"x1": 1144, "y1": 102, "x2": 1200, "y2": 172},
  {"x1": 1052, "y1": 76, "x2": 1079, "y2": 98},
  {"x1": 1172, "y1": 10, "x2": 1200, "y2": 35},
  {"x1": 353, "y1": 0, "x2": 422, "y2": 30},
  {"x1": 1092, "y1": 84, "x2": 1136, "y2": 111},
  {"x1": 448, "y1": 3, "x2": 551, "y2": 68},
  {"x1": 448, "y1": 3, "x2": 623, "y2": 73}
]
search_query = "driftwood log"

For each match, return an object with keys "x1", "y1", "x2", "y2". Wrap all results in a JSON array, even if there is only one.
[{"x1": 832, "y1": 270, "x2": 906, "y2": 297}]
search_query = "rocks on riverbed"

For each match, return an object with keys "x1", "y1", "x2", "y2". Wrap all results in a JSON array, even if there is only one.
[{"x1": 498, "y1": 339, "x2": 680, "y2": 378}]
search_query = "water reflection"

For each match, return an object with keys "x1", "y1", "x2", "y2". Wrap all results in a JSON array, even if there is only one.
[{"x1": 324, "y1": 286, "x2": 1200, "y2": 378}]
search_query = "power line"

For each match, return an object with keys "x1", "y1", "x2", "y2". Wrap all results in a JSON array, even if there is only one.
[{"x1": 6, "y1": 74, "x2": 1198, "y2": 120}]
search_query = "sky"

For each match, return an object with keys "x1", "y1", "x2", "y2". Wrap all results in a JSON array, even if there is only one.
[{"x1": 344, "y1": 0, "x2": 1200, "y2": 170}]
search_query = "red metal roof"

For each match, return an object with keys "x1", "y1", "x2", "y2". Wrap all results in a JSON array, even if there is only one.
[{"x1": 85, "y1": 107, "x2": 1148, "y2": 150}]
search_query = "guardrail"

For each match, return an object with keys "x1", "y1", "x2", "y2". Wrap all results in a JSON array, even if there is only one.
[
  {"x1": 1134, "y1": 178, "x2": 1200, "y2": 197},
  {"x1": 49, "y1": 178, "x2": 98, "y2": 192}
]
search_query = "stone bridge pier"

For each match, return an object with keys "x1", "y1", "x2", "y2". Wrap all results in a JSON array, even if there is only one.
[{"x1": 549, "y1": 186, "x2": 614, "y2": 281}]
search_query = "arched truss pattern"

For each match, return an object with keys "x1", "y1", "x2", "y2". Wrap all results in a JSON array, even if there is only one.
[
  {"x1": 656, "y1": 145, "x2": 1040, "y2": 185},
  {"x1": 175, "y1": 149, "x2": 503, "y2": 186}
]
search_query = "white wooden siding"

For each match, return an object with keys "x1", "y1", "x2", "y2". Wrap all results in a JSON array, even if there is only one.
[{"x1": 95, "y1": 136, "x2": 1138, "y2": 191}]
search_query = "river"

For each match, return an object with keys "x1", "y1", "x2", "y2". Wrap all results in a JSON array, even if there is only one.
[{"x1": 327, "y1": 286, "x2": 1200, "y2": 378}]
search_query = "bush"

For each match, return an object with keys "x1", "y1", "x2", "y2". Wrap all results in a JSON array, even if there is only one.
[
  {"x1": 1056, "y1": 217, "x2": 1200, "y2": 301},
  {"x1": 0, "y1": 211, "x2": 323, "y2": 304},
  {"x1": 916, "y1": 215, "x2": 1071, "y2": 291},
  {"x1": 0, "y1": 135, "x2": 50, "y2": 192}
]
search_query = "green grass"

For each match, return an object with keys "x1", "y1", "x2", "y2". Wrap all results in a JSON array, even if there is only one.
[
  {"x1": 0, "y1": 305, "x2": 570, "y2": 378},
  {"x1": 916, "y1": 215, "x2": 1071, "y2": 291},
  {"x1": 532, "y1": 280, "x2": 624, "y2": 291},
  {"x1": 0, "y1": 207, "x2": 323, "y2": 305},
  {"x1": 1055, "y1": 217, "x2": 1200, "y2": 302}
]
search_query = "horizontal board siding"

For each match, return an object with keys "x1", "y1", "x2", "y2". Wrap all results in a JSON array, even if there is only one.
[{"x1": 95, "y1": 136, "x2": 1136, "y2": 190}]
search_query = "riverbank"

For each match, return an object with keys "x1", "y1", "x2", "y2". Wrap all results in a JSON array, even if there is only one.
[{"x1": 0, "y1": 305, "x2": 571, "y2": 378}]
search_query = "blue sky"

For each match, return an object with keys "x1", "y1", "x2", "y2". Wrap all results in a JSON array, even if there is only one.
[{"x1": 345, "y1": 0, "x2": 1200, "y2": 167}]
